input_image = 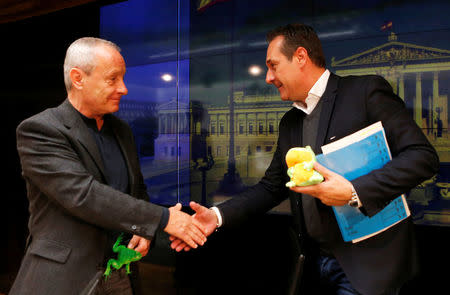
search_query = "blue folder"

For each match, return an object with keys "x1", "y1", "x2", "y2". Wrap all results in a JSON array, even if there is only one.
[{"x1": 315, "y1": 125, "x2": 409, "y2": 243}]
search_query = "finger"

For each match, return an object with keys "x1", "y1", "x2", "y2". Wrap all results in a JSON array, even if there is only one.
[
  {"x1": 192, "y1": 218, "x2": 208, "y2": 236},
  {"x1": 127, "y1": 235, "x2": 140, "y2": 249},
  {"x1": 169, "y1": 235, "x2": 176, "y2": 241},
  {"x1": 174, "y1": 241, "x2": 189, "y2": 252},
  {"x1": 177, "y1": 242, "x2": 189, "y2": 252},
  {"x1": 170, "y1": 239, "x2": 183, "y2": 250},
  {"x1": 183, "y1": 236, "x2": 198, "y2": 249},
  {"x1": 188, "y1": 225, "x2": 207, "y2": 245},
  {"x1": 176, "y1": 243, "x2": 188, "y2": 252},
  {"x1": 313, "y1": 161, "x2": 334, "y2": 178},
  {"x1": 289, "y1": 185, "x2": 315, "y2": 195}
]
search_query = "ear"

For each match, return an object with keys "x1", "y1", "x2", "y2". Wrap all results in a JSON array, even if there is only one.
[
  {"x1": 294, "y1": 47, "x2": 308, "y2": 66},
  {"x1": 69, "y1": 68, "x2": 84, "y2": 90}
]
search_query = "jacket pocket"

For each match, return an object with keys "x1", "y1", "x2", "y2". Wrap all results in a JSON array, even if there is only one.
[{"x1": 29, "y1": 238, "x2": 72, "y2": 264}]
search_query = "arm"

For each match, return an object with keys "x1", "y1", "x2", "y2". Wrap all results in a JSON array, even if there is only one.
[
  {"x1": 216, "y1": 125, "x2": 291, "y2": 229},
  {"x1": 169, "y1": 115, "x2": 295, "y2": 251},
  {"x1": 352, "y1": 76, "x2": 439, "y2": 216},
  {"x1": 17, "y1": 116, "x2": 205, "y2": 248},
  {"x1": 292, "y1": 76, "x2": 438, "y2": 215}
]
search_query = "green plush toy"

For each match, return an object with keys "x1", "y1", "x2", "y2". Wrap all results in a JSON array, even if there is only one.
[
  {"x1": 285, "y1": 146, "x2": 324, "y2": 187},
  {"x1": 103, "y1": 233, "x2": 142, "y2": 280}
]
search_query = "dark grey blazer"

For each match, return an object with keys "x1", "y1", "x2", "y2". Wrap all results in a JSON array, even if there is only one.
[
  {"x1": 218, "y1": 73, "x2": 439, "y2": 295},
  {"x1": 10, "y1": 100, "x2": 164, "y2": 295}
]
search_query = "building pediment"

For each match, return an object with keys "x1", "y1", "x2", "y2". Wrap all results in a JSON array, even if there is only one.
[
  {"x1": 332, "y1": 33, "x2": 450, "y2": 67},
  {"x1": 157, "y1": 98, "x2": 189, "y2": 112}
]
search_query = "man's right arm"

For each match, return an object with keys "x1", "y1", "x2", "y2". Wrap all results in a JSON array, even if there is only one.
[{"x1": 17, "y1": 115, "x2": 206, "y2": 248}]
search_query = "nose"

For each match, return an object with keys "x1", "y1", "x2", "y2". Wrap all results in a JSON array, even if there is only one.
[
  {"x1": 266, "y1": 69, "x2": 274, "y2": 84},
  {"x1": 118, "y1": 79, "x2": 128, "y2": 95}
]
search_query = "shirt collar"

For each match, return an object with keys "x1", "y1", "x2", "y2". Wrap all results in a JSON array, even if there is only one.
[
  {"x1": 293, "y1": 69, "x2": 330, "y2": 115},
  {"x1": 78, "y1": 111, "x2": 110, "y2": 132}
]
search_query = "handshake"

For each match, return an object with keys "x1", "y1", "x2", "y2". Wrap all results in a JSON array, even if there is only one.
[{"x1": 164, "y1": 202, "x2": 218, "y2": 252}]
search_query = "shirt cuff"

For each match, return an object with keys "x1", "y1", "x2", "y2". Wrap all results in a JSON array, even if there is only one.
[
  {"x1": 211, "y1": 206, "x2": 223, "y2": 228},
  {"x1": 157, "y1": 207, "x2": 169, "y2": 230}
]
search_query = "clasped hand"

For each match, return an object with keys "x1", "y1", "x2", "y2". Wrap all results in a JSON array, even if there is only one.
[
  {"x1": 168, "y1": 202, "x2": 218, "y2": 252},
  {"x1": 289, "y1": 162, "x2": 353, "y2": 206},
  {"x1": 164, "y1": 202, "x2": 216, "y2": 250}
]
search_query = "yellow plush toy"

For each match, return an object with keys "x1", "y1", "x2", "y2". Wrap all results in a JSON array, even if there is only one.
[{"x1": 285, "y1": 146, "x2": 324, "y2": 187}]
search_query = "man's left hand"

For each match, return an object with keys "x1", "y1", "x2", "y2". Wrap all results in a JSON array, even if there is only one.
[
  {"x1": 127, "y1": 235, "x2": 151, "y2": 257},
  {"x1": 289, "y1": 162, "x2": 353, "y2": 206}
]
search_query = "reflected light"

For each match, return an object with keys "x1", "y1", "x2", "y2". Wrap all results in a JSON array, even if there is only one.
[
  {"x1": 161, "y1": 73, "x2": 173, "y2": 82},
  {"x1": 248, "y1": 65, "x2": 262, "y2": 76}
]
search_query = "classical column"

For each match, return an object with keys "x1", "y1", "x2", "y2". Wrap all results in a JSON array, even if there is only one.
[
  {"x1": 432, "y1": 72, "x2": 440, "y2": 131},
  {"x1": 171, "y1": 113, "x2": 176, "y2": 134},
  {"x1": 398, "y1": 73, "x2": 405, "y2": 101},
  {"x1": 415, "y1": 73, "x2": 423, "y2": 127}
]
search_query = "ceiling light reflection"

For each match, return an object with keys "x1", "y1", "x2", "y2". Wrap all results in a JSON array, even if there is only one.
[
  {"x1": 161, "y1": 73, "x2": 173, "y2": 82},
  {"x1": 248, "y1": 65, "x2": 262, "y2": 76}
]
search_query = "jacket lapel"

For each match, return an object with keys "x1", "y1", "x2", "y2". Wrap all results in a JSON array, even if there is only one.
[
  {"x1": 315, "y1": 73, "x2": 339, "y2": 153},
  {"x1": 59, "y1": 100, "x2": 106, "y2": 178}
]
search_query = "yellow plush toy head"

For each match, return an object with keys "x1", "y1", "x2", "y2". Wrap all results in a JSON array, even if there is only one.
[
  {"x1": 286, "y1": 148, "x2": 314, "y2": 168},
  {"x1": 285, "y1": 146, "x2": 324, "y2": 187}
]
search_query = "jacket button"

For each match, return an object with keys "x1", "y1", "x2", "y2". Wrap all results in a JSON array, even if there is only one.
[{"x1": 131, "y1": 225, "x2": 137, "y2": 230}]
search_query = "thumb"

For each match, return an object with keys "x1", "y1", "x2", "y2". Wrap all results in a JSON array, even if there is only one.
[
  {"x1": 190, "y1": 201, "x2": 207, "y2": 214},
  {"x1": 172, "y1": 203, "x2": 182, "y2": 211},
  {"x1": 313, "y1": 161, "x2": 333, "y2": 178}
]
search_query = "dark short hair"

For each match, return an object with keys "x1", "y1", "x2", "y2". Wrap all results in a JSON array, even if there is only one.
[{"x1": 266, "y1": 23, "x2": 326, "y2": 68}]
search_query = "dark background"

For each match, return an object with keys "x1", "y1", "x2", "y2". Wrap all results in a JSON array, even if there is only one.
[{"x1": 1, "y1": 1, "x2": 449, "y2": 294}]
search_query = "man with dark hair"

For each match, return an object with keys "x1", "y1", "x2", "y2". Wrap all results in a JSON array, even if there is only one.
[
  {"x1": 266, "y1": 23, "x2": 326, "y2": 68},
  {"x1": 171, "y1": 24, "x2": 439, "y2": 295}
]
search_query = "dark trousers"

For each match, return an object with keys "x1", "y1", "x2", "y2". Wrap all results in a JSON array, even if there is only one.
[
  {"x1": 304, "y1": 254, "x2": 400, "y2": 295},
  {"x1": 95, "y1": 268, "x2": 133, "y2": 295}
]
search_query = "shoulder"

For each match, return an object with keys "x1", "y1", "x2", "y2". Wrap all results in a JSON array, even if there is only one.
[
  {"x1": 17, "y1": 107, "x2": 57, "y2": 133},
  {"x1": 338, "y1": 74, "x2": 391, "y2": 89},
  {"x1": 16, "y1": 100, "x2": 75, "y2": 139}
]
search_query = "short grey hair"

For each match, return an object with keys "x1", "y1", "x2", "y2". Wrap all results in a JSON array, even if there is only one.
[{"x1": 63, "y1": 37, "x2": 121, "y2": 92}]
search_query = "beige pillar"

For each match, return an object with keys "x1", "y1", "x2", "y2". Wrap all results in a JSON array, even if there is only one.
[
  {"x1": 398, "y1": 74, "x2": 405, "y2": 101},
  {"x1": 432, "y1": 72, "x2": 439, "y2": 131},
  {"x1": 415, "y1": 73, "x2": 423, "y2": 127}
]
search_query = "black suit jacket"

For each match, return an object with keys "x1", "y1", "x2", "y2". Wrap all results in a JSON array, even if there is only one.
[
  {"x1": 10, "y1": 100, "x2": 164, "y2": 295},
  {"x1": 218, "y1": 73, "x2": 439, "y2": 295}
]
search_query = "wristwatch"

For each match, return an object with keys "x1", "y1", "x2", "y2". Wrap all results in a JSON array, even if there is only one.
[{"x1": 348, "y1": 186, "x2": 362, "y2": 208}]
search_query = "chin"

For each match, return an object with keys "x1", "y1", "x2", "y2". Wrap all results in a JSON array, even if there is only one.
[{"x1": 279, "y1": 94, "x2": 290, "y2": 101}]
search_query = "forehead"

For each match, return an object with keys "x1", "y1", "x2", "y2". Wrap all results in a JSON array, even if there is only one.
[
  {"x1": 266, "y1": 36, "x2": 286, "y2": 64},
  {"x1": 94, "y1": 45, "x2": 126, "y2": 72}
]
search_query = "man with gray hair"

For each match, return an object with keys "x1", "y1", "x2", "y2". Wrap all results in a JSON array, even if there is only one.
[{"x1": 9, "y1": 37, "x2": 207, "y2": 295}]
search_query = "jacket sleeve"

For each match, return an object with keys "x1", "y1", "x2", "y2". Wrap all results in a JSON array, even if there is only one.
[
  {"x1": 16, "y1": 115, "x2": 164, "y2": 240},
  {"x1": 352, "y1": 75, "x2": 439, "y2": 217},
  {"x1": 218, "y1": 115, "x2": 291, "y2": 228}
]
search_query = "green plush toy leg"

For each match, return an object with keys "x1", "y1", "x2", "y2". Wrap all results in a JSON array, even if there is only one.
[
  {"x1": 104, "y1": 260, "x2": 114, "y2": 280},
  {"x1": 103, "y1": 259, "x2": 122, "y2": 280},
  {"x1": 126, "y1": 263, "x2": 131, "y2": 274}
]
